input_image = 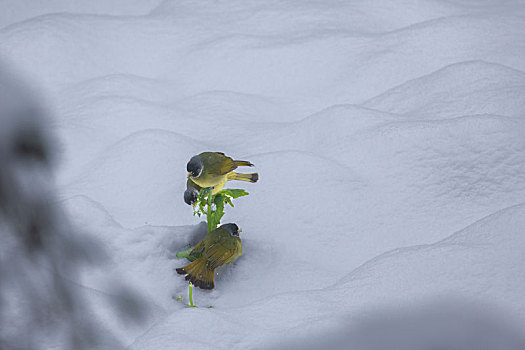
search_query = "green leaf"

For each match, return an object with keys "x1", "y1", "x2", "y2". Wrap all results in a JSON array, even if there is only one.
[
  {"x1": 191, "y1": 187, "x2": 250, "y2": 232},
  {"x1": 176, "y1": 247, "x2": 201, "y2": 262},
  {"x1": 224, "y1": 195, "x2": 234, "y2": 207},
  {"x1": 213, "y1": 194, "x2": 225, "y2": 225},
  {"x1": 175, "y1": 247, "x2": 193, "y2": 259},
  {"x1": 219, "y1": 189, "x2": 249, "y2": 199}
]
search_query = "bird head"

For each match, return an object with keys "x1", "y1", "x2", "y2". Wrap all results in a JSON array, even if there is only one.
[
  {"x1": 221, "y1": 223, "x2": 241, "y2": 236},
  {"x1": 183, "y1": 187, "x2": 199, "y2": 206},
  {"x1": 186, "y1": 155, "x2": 203, "y2": 178}
]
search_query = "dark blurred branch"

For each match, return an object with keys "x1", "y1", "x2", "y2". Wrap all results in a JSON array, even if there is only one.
[{"x1": 0, "y1": 64, "x2": 147, "y2": 350}]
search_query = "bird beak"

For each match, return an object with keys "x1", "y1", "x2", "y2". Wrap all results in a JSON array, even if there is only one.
[
  {"x1": 238, "y1": 228, "x2": 242, "y2": 232},
  {"x1": 187, "y1": 172, "x2": 191, "y2": 178}
]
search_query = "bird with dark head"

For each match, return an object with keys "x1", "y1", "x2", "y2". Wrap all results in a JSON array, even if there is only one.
[
  {"x1": 184, "y1": 178, "x2": 201, "y2": 206},
  {"x1": 184, "y1": 187, "x2": 199, "y2": 206},
  {"x1": 187, "y1": 155, "x2": 204, "y2": 178},
  {"x1": 186, "y1": 152, "x2": 258, "y2": 194},
  {"x1": 176, "y1": 223, "x2": 242, "y2": 290}
]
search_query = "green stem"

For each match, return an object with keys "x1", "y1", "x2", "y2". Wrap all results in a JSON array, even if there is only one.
[
  {"x1": 206, "y1": 187, "x2": 213, "y2": 232},
  {"x1": 188, "y1": 283, "x2": 196, "y2": 307}
]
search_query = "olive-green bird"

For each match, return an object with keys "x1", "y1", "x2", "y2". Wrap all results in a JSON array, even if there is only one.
[
  {"x1": 186, "y1": 152, "x2": 258, "y2": 193},
  {"x1": 176, "y1": 223, "x2": 242, "y2": 289}
]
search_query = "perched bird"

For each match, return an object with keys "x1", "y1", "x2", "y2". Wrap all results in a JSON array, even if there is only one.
[
  {"x1": 183, "y1": 177, "x2": 228, "y2": 206},
  {"x1": 176, "y1": 223, "x2": 242, "y2": 289},
  {"x1": 184, "y1": 178, "x2": 201, "y2": 206},
  {"x1": 187, "y1": 152, "x2": 258, "y2": 193}
]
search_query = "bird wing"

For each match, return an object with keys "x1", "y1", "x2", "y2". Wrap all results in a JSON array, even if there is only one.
[
  {"x1": 205, "y1": 233, "x2": 242, "y2": 270},
  {"x1": 190, "y1": 240, "x2": 205, "y2": 256},
  {"x1": 203, "y1": 152, "x2": 237, "y2": 175},
  {"x1": 218, "y1": 157, "x2": 238, "y2": 175}
]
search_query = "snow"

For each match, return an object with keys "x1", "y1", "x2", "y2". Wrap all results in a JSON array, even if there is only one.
[{"x1": 1, "y1": 0, "x2": 524, "y2": 348}]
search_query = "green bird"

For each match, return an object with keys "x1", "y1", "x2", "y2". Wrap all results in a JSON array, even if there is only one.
[
  {"x1": 186, "y1": 152, "x2": 258, "y2": 193},
  {"x1": 176, "y1": 223, "x2": 242, "y2": 289}
]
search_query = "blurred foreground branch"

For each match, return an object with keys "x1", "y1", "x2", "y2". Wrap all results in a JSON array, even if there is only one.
[{"x1": 0, "y1": 65, "x2": 146, "y2": 350}]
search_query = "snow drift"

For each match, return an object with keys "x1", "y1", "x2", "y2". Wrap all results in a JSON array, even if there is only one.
[{"x1": 1, "y1": 0, "x2": 524, "y2": 349}]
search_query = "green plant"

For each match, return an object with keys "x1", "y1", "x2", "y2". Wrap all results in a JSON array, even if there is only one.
[
  {"x1": 193, "y1": 188, "x2": 249, "y2": 232},
  {"x1": 176, "y1": 187, "x2": 248, "y2": 261},
  {"x1": 188, "y1": 283, "x2": 196, "y2": 307},
  {"x1": 175, "y1": 247, "x2": 200, "y2": 261},
  {"x1": 174, "y1": 283, "x2": 198, "y2": 307}
]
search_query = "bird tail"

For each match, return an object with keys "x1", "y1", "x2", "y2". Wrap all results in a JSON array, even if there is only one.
[
  {"x1": 176, "y1": 258, "x2": 215, "y2": 290},
  {"x1": 233, "y1": 160, "x2": 254, "y2": 167},
  {"x1": 227, "y1": 172, "x2": 259, "y2": 183}
]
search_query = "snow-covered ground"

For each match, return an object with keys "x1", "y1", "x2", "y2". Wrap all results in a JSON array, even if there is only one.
[{"x1": 1, "y1": 0, "x2": 524, "y2": 348}]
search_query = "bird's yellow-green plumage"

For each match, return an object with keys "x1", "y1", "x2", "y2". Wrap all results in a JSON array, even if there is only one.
[
  {"x1": 186, "y1": 178, "x2": 201, "y2": 190},
  {"x1": 186, "y1": 177, "x2": 226, "y2": 196},
  {"x1": 176, "y1": 224, "x2": 242, "y2": 290},
  {"x1": 188, "y1": 152, "x2": 258, "y2": 190}
]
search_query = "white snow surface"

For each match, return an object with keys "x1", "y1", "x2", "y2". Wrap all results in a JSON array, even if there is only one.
[{"x1": 1, "y1": 0, "x2": 525, "y2": 348}]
